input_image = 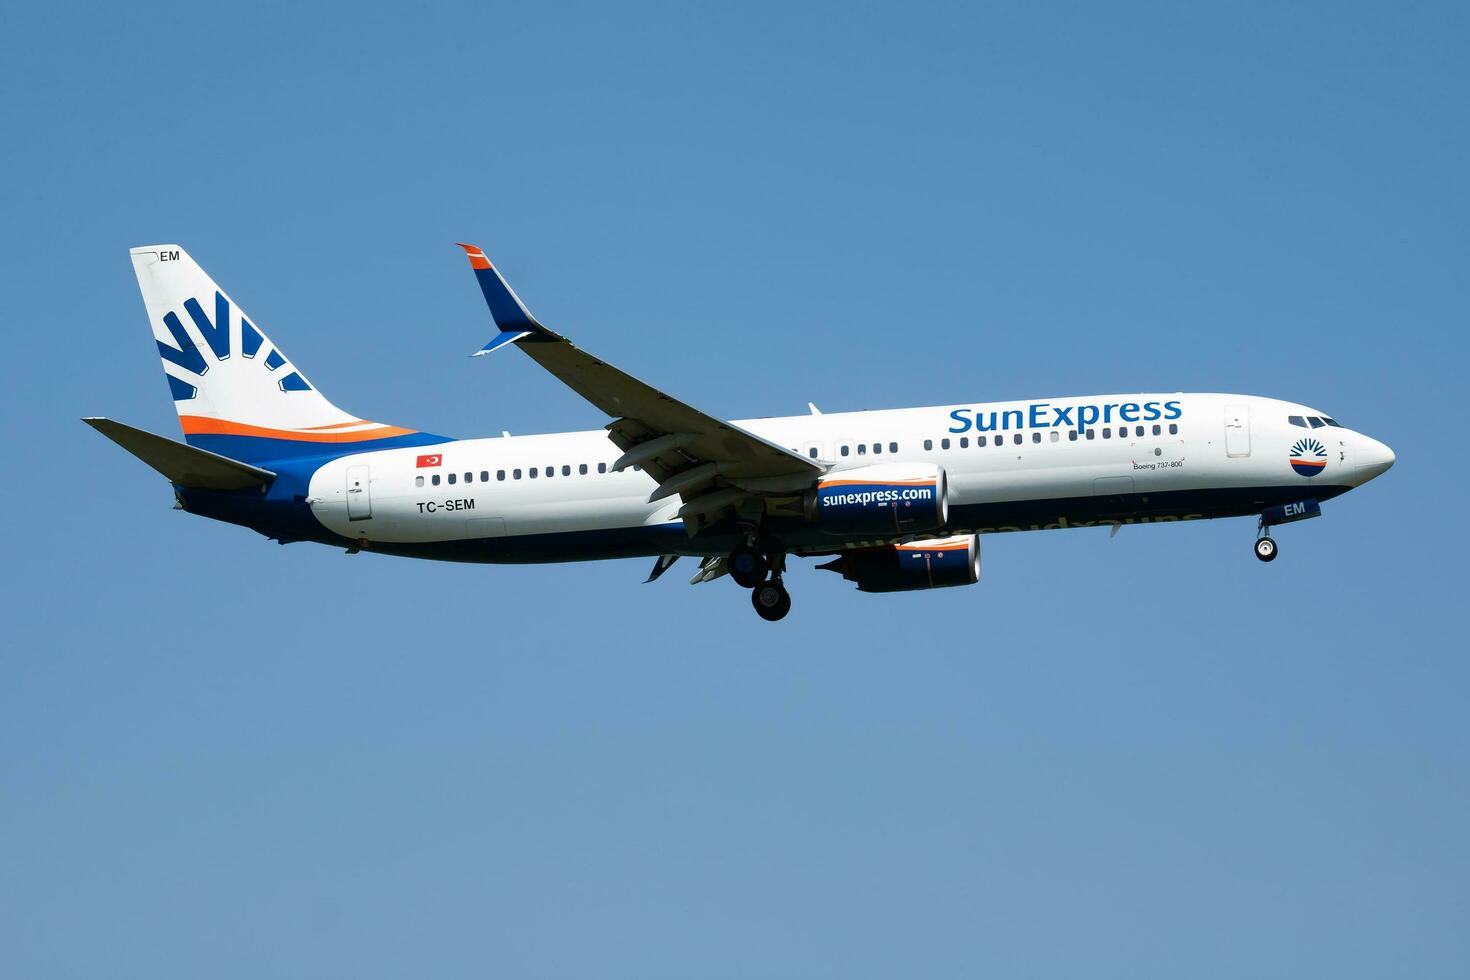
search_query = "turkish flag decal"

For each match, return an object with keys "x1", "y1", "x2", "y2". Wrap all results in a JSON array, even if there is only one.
[{"x1": 416, "y1": 454, "x2": 443, "y2": 468}]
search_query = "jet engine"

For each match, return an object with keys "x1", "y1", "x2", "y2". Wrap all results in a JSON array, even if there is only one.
[
  {"x1": 805, "y1": 463, "x2": 947, "y2": 535},
  {"x1": 817, "y1": 534, "x2": 980, "y2": 593}
]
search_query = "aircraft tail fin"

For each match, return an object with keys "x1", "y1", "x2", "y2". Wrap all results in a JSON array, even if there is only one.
[
  {"x1": 128, "y1": 245, "x2": 443, "y2": 464},
  {"x1": 83, "y1": 417, "x2": 276, "y2": 490}
]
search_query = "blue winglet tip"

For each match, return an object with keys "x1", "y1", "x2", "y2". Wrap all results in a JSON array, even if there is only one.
[
  {"x1": 473, "y1": 329, "x2": 533, "y2": 358},
  {"x1": 457, "y1": 242, "x2": 543, "y2": 334}
]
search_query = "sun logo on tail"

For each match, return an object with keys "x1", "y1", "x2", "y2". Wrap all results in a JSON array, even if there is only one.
[
  {"x1": 157, "y1": 292, "x2": 311, "y2": 401},
  {"x1": 1289, "y1": 437, "x2": 1328, "y2": 477}
]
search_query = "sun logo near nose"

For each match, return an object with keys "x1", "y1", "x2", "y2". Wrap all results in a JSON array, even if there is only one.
[{"x1": 1289, "y1": 437, "x2": 1328, "y2": 477}]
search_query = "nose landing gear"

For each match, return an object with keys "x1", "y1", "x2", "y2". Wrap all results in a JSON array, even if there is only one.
[{"x1": 1254, "y1": 532, "x2": 1278, "y2": 562}]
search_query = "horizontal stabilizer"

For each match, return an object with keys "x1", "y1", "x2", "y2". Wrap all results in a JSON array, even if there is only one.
[{"x1": 83, "y1": 417, "x2": 276, "y2": 490}]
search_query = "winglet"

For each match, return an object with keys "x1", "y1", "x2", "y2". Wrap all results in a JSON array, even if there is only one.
[{"x1": 457, "y1": 243, "x2": 548, "y2": 356}]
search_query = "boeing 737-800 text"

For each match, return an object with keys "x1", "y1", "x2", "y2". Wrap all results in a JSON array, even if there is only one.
[{"x1": 88, "y1": 244, "x2": 1395, "y2": 620}]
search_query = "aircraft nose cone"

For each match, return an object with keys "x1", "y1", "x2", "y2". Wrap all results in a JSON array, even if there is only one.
[{"x1": 1357, "y1": 435, "x2": 1395, "y2": 483}]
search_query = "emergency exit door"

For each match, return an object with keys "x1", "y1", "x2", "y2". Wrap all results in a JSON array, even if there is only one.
[
  {"x1": 1224, "y1": 404, "x2": 1251, "y2": 458},
  {"x1": 346, "y1": 464, "x2": 372, "y2": 521}
]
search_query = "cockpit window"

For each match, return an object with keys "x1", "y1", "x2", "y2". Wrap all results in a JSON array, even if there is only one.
[
  {"x1": 1288, "y1": 415, "x2": 1307, "y2": 428},
  {"x1": 1323, "y1": 417, "x2": 1342, "y2": 427},
  {"x1": 1308, "y1": 416, "x2": 1326, "y2": 428}
]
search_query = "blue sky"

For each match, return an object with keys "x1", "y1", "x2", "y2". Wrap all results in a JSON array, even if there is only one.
[{"x1": 2, "y1": 2, "x2": 1467, "y2": 976}]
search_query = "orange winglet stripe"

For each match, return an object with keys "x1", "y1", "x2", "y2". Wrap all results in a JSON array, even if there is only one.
[
  {"x1": 178, "y1": 416, "x2": 418, "y2": 442},
  {"x1": 455, "y1": 242, "x2": 492, "y2": 270}
]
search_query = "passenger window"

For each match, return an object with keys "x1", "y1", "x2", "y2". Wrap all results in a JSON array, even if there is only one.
[
  {"x1": 978, "y1": 435, "x2": 987, "y2": 447},
  {"x1": 464, "y1": 472, "x2": 472, "y2": 483},
  {"x1": 1050, "y1": 431, "x2": 1059, "y2": 443},
  {"x1": 1013, "y1": 433, "x2": 1022, "y2": 445},
  {"x1": 432, "y1": 474, "x2": 441, "y2": 485},
  {"x1": 529, "y1": 468, "x2": 538, "y2": 478},
  {"x1": 544, "y1": 465, "x2": 553, "y2": 478},
  {"x1": 497, "y1": 470, "x2": 506, "y2": 481},
  {"x1": 580, "y1": 463, "x2": 588, "y2": 475},
  {"x1": 809, "y1": 447, "x2": 819, "y2": 459},
  {"x1": 598, "y1": 462, "x2": 607, "y2": 473},
  {"x1": 1152, "y1": 424, "x2": 1161, "y2": 435},
  {"x1": 1135, "y1": 426, "x2": 1144, "y2": 437},
  {"x1": 562, "y1": 465, "x2": 571, "y2": 476},
  {"x1": 1032, "y1": 432, "x2": 1041, "y2": 443},
  {"x1": 1069, "y1": 430, "x2": 1078, "y2": 441},
  {"x1": 1168, "y1": 423, "x2": 1178, "y2": 434},
  {"x1": 1309, "y1": 417, "x2": 1325, "y2": 428},
  {"x1": 889, "y1": 442, "x2": 898, "y2": 453},
  {"x1": 448, "y1": 473, "x2": 457, "y2": 484},
  {"x1": 513, "y1": 469, "x2": 522, "y2": 479},
  {"x1": 941, "y1": 438, "x2": 950, "y2": 450},
  {"x1": 1288, "y1": 415, "x2": 1306, "y2": 428},
  {"x1": 873, "y1": 443, "x2": 882, "y2": 454},
  {"x1": 415, "y1": 475, "x2": 424, "y2": 487},
  {"x1": 1086, "y1": 429, "x2": 1096, "y2": 440},
  {"x1": 857, "y1": 444, "x2": 867, "y2": 455},
  {"x1": 481, "y1": 471, "x2": 489, "y2": 482},
  {"x1": 1102, "y1": 428, "x2": 1111, "y2": 439},
  {"x1": 840, "y1": 445, "x2": 850, "y2": 457},
  {"x1": 924, "y1": 439, "x2": 933, "y2": 450},
  {"x1": 959, "y1": 437, "x2": 968, "y2": 449}
]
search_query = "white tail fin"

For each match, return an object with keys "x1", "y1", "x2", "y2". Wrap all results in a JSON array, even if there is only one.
[{"x1": 130, "y1": 245, "x2": 436, "y2": 463}]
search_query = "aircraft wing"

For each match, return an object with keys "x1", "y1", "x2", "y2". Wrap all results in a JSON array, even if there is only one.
[{"x1": 457, "y1": 244, "x2": 824, "y2": 529}]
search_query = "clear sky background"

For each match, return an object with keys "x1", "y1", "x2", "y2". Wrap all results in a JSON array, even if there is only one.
[{"x1": 2, "y1": 2, "x2": 1466, "y2": 976}]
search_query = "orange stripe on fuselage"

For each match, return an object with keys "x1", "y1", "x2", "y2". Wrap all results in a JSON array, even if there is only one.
[
  {"x1": 819, "y1": 478, "x2": 936, "y2": 488},
  {"x1": 178, "y1": 416, "x2": 418, "y2": 442},
  {"x1": 298, "y1": 420, "x2": 384, "y2": 431}
]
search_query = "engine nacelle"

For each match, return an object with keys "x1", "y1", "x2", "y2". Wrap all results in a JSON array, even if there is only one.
[
  {"x1": 817, "y1": 535, "x2": 980, "y2": 593},
  {"x1": 806, "y1": 463, "x2": 948, "y2": 535}
]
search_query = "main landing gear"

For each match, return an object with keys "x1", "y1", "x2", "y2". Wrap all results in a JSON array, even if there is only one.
[
  {"x1": 751, "y1": 577, "x2": 792, "y2": 622},
  {"x1": 730, "y1": 544, "x2": 791, "y2": 621},
  {"x1": 728, "y1": 545, "x2": 769, "y2": 589}
]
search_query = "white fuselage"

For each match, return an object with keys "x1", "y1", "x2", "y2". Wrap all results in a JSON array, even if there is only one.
[{"x1": 302, "y1": 392, "x2": 1393, "y2": 561}]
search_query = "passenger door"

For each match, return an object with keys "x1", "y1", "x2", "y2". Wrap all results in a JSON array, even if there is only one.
[
  {"x1": 1224, "y1": 404, "x2": 1251, "y2": 458},
  {"x1": 346, "y1": 464, "x2": 372, "y2": 521}
]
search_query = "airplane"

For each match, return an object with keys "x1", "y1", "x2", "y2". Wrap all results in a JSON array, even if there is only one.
[{"x1": 87, "y1": 244, "x2": 1396, "y2": 621}]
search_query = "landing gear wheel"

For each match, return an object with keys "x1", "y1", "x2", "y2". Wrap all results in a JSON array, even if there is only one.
[
  {"x1": 1254, "y1": 536, "x2": 1278, "y2": 562},
  {"x1": 751, "y1": 578, "x2": 792, "y2": 621},
  {"x1": 729, "y1": 546, "x2": 769, "y2": 588}
]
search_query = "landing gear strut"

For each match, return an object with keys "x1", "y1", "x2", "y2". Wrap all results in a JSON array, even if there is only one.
[
  {"x1": 1254, "y1": 524, "x2": 1278, "y2": 563},
  {"x1": 729, "y1": 544, "x2": 792, "y2": 620}
]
